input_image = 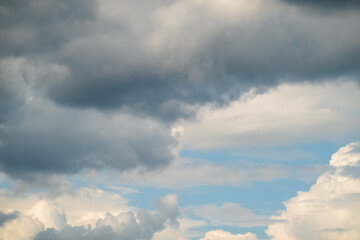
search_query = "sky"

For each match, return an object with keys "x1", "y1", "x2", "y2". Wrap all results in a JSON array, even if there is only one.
[{"x1": 0, "y1": 0, "x2": 360, "y2": 239}]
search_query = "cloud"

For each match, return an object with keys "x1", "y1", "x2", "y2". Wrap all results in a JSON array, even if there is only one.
[
  {"x1": 200, "y1": 229, "x2": 258, "y2": 240},
  {"x1": 266, "y1": 142, "x2": 360, "y2": 240},
  {"x1": 27, "y1": 200, "x2": 66, "y2": 231},
  {"x1": 193, "y1": 203, "x2": 274, "y2": 227},
  {"x1": 0, "y1": 189, "x2": 179, "y2": 240},
  {"x1": 180, "y1": 81, "x2": 360, "y2": 149},
  {"x1": 0, "y1": 58, "x2": 178, "y2": 180},
  {"x1": 0, "y1": 187, "x2": 130, "y2": 228},
  {"x1": 281, "y1": 0, "x2": 360, "y2": 11},
  {"x1": 33, "y1": 194, "x2": 179, "y2": 240},
  {"x1": 0, "y1": 211, "x2": 18, "y2": 227},
  {"x1": 1, "y1": 0, "x2": 360, "y2": 122},
  {"x1": 1, "y1": 0, "x2": 360, "y2": 182},
  {"x1": 0, "y1": 214, "x2": 44, "y2": 240},
  {"x1": 153, "y1": 218, "x2": 207, "y2": 240},
  {"x1": 98, "y1": 158, "x2": 290, "y2": 188}
]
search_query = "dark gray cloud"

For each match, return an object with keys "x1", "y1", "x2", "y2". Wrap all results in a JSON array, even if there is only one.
[
  {"x1": 0, "y1": 95, "x2": 177, "y2": 179},
  {"x1": 1, "y1": 0, "x2": 359, "y2": 122},
  {"x1": 0, "y1": 211, "x2": 18, "y2": 227},
  {"x1": 282, "y1": 0, "x2": 360, "y2": 11},
  {"x1": 1, "y1": 0, "x2": 360, "y2": 180},
  {"x1": 0, "y1": 0, "x2": 97, "y2": 56}
]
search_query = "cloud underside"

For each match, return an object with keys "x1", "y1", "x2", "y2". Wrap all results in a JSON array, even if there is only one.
[
  {"x1": 282, "y1": 0, "x2": 360, "y2": 11},
  {"x1": 1, "y1": 0, "x2": 360, "y2": 121},
  {"x1": 0, "y1": 0, "x2": 360, "y2": 180}
]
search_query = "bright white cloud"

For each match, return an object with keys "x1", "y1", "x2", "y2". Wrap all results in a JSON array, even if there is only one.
[
  {"x1": 180, "y1": 81, "x2": 360, "y2": 149},
  {"x1": 0, "y1": 215, "x2": 43, "y2": 240},
  {"x1": 0, "y1": 189, "x2": 179, "y2": 240},
  {"x1": 200, "y1": 229, "x2": 258, "y2": 240},
  {"x1": 0, "y1": 187, "x2": 130, "y2": 228},
  {"x1": 27, "y1": 200, "x2": 66, "y2": 230},
  {"x1": 266, "y1": 142, "x2": 360, "y2": 240}
]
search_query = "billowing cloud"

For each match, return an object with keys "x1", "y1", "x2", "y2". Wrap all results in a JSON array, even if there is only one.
[
  {"x1": 0, "y1": 58, "x2": 177, "y2": 180},
  {"x1": 1, "y1": 0, "x2": 360, "y2": 122},
  {"x1": 0, "y1": 187, "x2": 130, "y2": 228},
  {"x1": 0, "y1": 214, "x2": 44, "y2": 240},
  {"x1": 266, "y1": 142, "x2": 360, "y2": 240},
  {"x1": 1, "y1": 0, "x2": 360, "y2": 182},
  {"x1": 0, "y1": 190, "x2": 179, "y2": 240},
  {"x1": 200, "y1": 229, "x2": 258, "y2": 240},
  {"x1": 33, "y1": 193, "x2": 178, "y2": 240}
]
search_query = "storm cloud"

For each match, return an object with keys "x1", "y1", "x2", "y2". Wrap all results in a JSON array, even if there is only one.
[
  {"x1": 1, "y1": 0, "x2": 360, "y2": 180},
  {"x1": 1, "y1": 0, "x2": 360, "y2": 121},
  {"x1": 0, "y1": 95, "x2": 177, "y2": 178},
  {"x1": 281, "y1": 0, "x2": 360, "y2": 11}
]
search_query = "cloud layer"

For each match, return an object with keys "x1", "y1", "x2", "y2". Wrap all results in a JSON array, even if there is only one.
[
  {"x1": 1, "y1": 0, "x2": 360, "y2": 121},
  {"x1": 1, "y1": 0, "x2": 360, "y2": 183},
  {"x1": 180, "y1": 81, "x2": 360, "y2": 149}
]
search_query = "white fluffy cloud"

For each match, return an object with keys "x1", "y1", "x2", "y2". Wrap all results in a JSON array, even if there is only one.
[
  {"x1": 266, "y1": 142, "x2": 360, "y2": 240},
  {"x1": 0, "y1": 187, "x2": 131, "y2": 228},
  {"x1": 200, "y1": 230, "x2": 258, "y2": 240},
  {"x1": 0, "y1": 215, "x2": 44, "y2": 240},
  {"x1": 0, "y1": 189, "x2": 179, "y2": 240},
  {"x1": 27, "y1": 200, "x2": 66, "y2": 230},
  {"x1": 180, "y1": 81, "x2": 360, "y2": 149}
]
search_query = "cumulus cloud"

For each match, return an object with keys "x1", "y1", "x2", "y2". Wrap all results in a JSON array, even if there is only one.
[
  {"x1": 0, "y1": 189, "x2": 179, "y2": 240},
  {"x1": 33, "y1": 194, "x2": 179, "y2": 240},
  {"x1": 27, "y1": 200, "x2": 66, "y2": 230},
  {"x1": 0, "y1": 214, "x2": 44, "y2": 240},
  {"x1": 266, "y1": 142, "x2": 360, "y2": 240},
  {"x1": 200, "y1": 229, "x2": 258, "y2": 240},
  {"x1": 0, "y1": 187, "x2": 130, "y2": 228}
]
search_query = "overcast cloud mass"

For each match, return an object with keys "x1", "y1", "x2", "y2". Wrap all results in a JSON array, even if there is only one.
[{"x1": 0, "y1": 0, "x2": 359, "y2": 239}]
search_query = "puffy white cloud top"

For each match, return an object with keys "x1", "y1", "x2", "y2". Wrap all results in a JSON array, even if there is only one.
[
  {"x1": 330, "y1": 142, "x2": 360, "y2": 167},
  {"x1": 0, "y1": 189, "x2": 179, "y2": 240},
  {"x1": 266, "y1": 142, "x2": 360, "y2": 240}
]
